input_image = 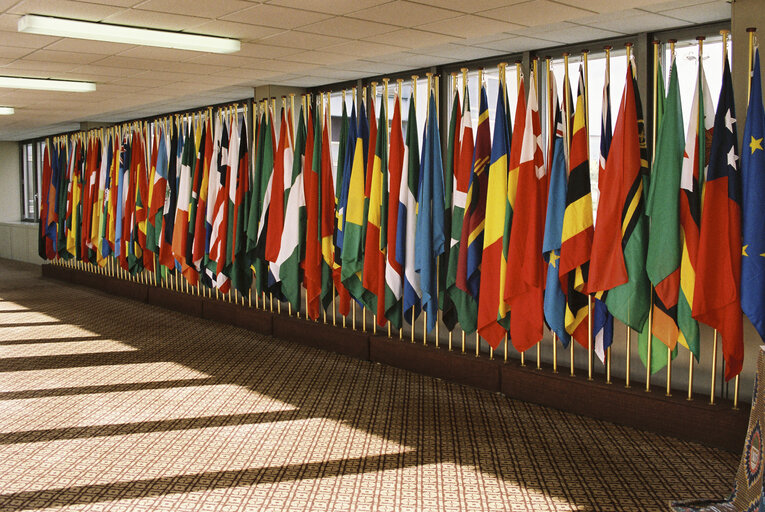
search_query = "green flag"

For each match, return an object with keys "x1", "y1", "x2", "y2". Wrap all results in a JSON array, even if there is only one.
[{"x1": 639, "y1": 60, "x2": 682, "y2": 373}]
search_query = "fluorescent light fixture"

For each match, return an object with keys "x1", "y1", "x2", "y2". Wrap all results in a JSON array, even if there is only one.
[
  {"x1": 0, "y1": 107, "x2": 14, "y2": 115},
  {"x1": 0, "y1": 76, "x2": 95, "y2": 92},
  {"x1": 19, "y1": 14, "x2": 241, "y2": 54}
]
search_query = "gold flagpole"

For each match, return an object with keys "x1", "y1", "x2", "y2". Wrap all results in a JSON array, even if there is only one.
[
  {"x1": 605, "y1": 51, "x2": 614, "y2": 383},
  {"x1": 458, "y1": 66, "x2": 466, "y2": 355},
  {"x1": 582, "y1": 48, "x2": 593, "y2": 381},
  {"x1": 563, "y1": 51, "x2": 574, "y2": 377},
  {"x1": 624, "y1": 42, "x2": 633, "y2": 389},
  {"x1": 513, "y1": 60, "x2": 522, "y2": 367},
  {"x1": 664, "y1": 39, "x2": 677, "y2": 398},
  {"x1": 646, "y1": 39, "x2": 660, "y2": 392},
  {"x1": 546, "y1": 55, "x2": 557, "y2": 374}
]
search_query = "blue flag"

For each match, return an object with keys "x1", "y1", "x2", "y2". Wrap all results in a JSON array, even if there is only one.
[
  {"x1": 543, "y1": 85, "x2": 571, "y2": 348},
  {"x1": 337, "y1": 103, "x2": 357, "y2": 253},
  {"x1": 594, "y1": 69, "x2": 614, "y2": 360},
  {"x1": 742, "y1": 48, "x2": 765, "y2": 342},
  {"x1": 415, "y1": 90, "x2": 446, "y2": 333}
]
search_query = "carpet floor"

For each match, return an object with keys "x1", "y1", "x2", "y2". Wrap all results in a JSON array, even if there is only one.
[{"x1": 0, "y1": 260, "x2": 738, "y2": 511}]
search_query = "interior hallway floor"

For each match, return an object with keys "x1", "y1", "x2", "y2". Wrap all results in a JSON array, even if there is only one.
[{"x1": 0, "y1": 260, "x2": 738, "y2": 512}]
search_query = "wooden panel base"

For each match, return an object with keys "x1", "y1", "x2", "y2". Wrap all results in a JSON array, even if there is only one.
[
  {"x1": 369, "y1": 336, "x2": 501, "y2": 392},
  {"x1": 501, "y1": 363, "x2": 749, "y2": 453},
  {"x1": 148, "y1": 287, "x2": 203, "y2": 317},
  {"x1": 272, "y1": 315, "x2": 370, "y2": 360},
  {"x1": 41, "y1": 263, "x2": 750, "y2": 453}
]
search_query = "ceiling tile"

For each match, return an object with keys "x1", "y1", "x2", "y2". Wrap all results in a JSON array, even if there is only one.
[
  {"x1": 184, "y1": 20, "x2": 285, "y2": 41},
  {"x1": 44, "y1": 38, "x2": 135, "y2": 55},
  {"x1": 0, "y1": 59, "x2": 78, "y2": 74},
  {"x1": 183, "y1": 53, "x2": 273, "y2": 70},
  {"x1": 259, "y1": 30, "x2": 351, "y2": 50},
  {"x1": 283, "y1": 50, "x2": 352, "y2": 66},
  {"x1": 24, "y1": 49, "x2": 104, "y2": 65},
  {"x1": 8, "y1": 0, "x2": 127, "y2": 21},
  {"x1": 512, "y1": 22, "x2": 624, "y2": 43},
  {"x1": 417, "y1": 0, "x2": 526, "y2": 14},
  {"x1": 555, "y1": 0, "x2": 672, "y2": 13},
  {"x1": 480, "y1": 0, "x2": 595, "y2": 26},
  {"x1": 219, "y1": 4, "x2": 332, "y2": 30},
  {"x1": 102, "y1": 9, "x2": 209, "y2": 30},
  {"x1": 236, "y1": 43, "x2": 302, "y2": 59},
  {"x1": 474, "y1": 34, "x2": 560, "y2": 53},
  {"x1": 572, "y1": 9, "x2": 691, "y2": 33},
  {"x1": 331, "y1": 59, "x2": 403, "y2": 74},
  {"x1": 362, "y1": 28, "x2": 459, "y2": 48},
  {"x1": 326, "y1": 40, "x2": 405, "y2": 58},
  {"x1": 266, "y1": 0, "x2": 390, "y2": 15},
  {"x1": 658, "y1": 1, "x2": 729, "y2": 23},
  {"x1": 0, "y1": 46, "x2": 35, "y2": 60},
  {"x1": 116, "y1": 46, "x2": 201, "y2": 62},
  {"x1": 301, "y1": 17, "x2": 399, "y2": 39},
  {"x1": 132, "y1": 0, "x2": 253, "y2": 19},
  {"x1": 348, "y1": 1, "x2": 460, "y2": 28},
  {"x1": 640, "y1": 0, "x2": 719, "y2": 12},
  {"x1": 412, "y1": 43, "x2": 504, "y2": 60},
  {"x1": 0, "y1": 31, "x2": 60, "y2": 49},
  {"x1": 417, "y1": 14, "x2": 523, "y2": 39}
]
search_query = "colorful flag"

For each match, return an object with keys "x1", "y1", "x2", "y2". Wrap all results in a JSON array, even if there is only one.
[
  {"x1": 191, "y1": 118, "x2": 213, "y2": 275},
  {"x1": 385, "y1": 95, "x2": 404, "y2": 329},
  {"x1": 363, "y1": 92, "x2": 389, "y2": 325},
  {"x1": 396, "y1": 92, "x2": 422, "y2": 322},
  {"x1": 589, "y1": 59, "x2": 651, "y2": 333},
  {"x1": 415, "y1": 89, "x2": 446, "y2": 334},
  {"x1": 447, "y1": 87, "x2": 478, "y2": 334},
  {"x1": 543, "y1": 78, "x2": 571, "y2": 348},
  {"x1": 693, "y1": 58, "x2": 743, "y2": 381},
  {"x1": 341, "y1": 98, "x2": 370, "y2": 307},
  {"x1": 457, "y1": 84, "x2": 491, "y2": 315},
  {"x1": 477, "y1": 80, "x2": 514, "y2": 349},
  {"x1": 560, "y1": 67, "x2": 593, "y2": 348},
  {"x1": 172, "y1": 122, "x2": 194, "y2": 277},
  {"x1": 440, "y1": 90, "x2": 461, "y2": 330},
  {"x1": 678, "y1": 55, "x2": 713, "y2": 360},
  {"x1": 505, "y1": 70, "x2": 548, "y2": 352},
  {"x1": 333, "y1": 100, "x2": 352, "y2": 317},
  {"x1": 304, "y1": 100, "x2": 323, "y2": 319},
  {"x1": 158, "y1": 125, "x2": 180, "y2": 269},
  {"x1": 641, "y1": 59, "x2": 683, "y2": 373},
  {"x1": 273, "y1": 106, "x2": 307, "y2": 310},
  {"x1": 265, "y1": 107, "x2": 291, "y2": 264},
  {"x1": 320, "y1": 104, "x2": 337, "y2": 310},
  {"x1": 742, "y1": 48, "x2": 765, "y2": 342},
  {"x1": 593, "y1": 66, "x2": 614, "y2": 362}
]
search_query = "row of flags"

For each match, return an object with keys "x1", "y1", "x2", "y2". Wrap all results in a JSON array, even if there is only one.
[{"x1": 38, "y1": 50, "x2": 765, "y2": 381}]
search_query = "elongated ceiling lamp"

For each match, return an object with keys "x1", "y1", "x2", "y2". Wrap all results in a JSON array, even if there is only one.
[
  {"x1": 18, "y1": 14, "x2": 241, "y2": 54},
  {"x1": 0, "y1": 76, "x2": 95, "y2": 92}
]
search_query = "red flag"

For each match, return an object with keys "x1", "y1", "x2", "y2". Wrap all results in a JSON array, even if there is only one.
[
  {"x1": 265, "y1": 108, "x2": 290, "y2": 263},
  {"x1": 303, "y1": 103, "x2": 322, "y2": 319},
  {"x1": 504, "y1": 74, "x2": 548, "y2": 352},
  {"x1": 693, "y1": 60, "x2": 743, "y2": 380}
]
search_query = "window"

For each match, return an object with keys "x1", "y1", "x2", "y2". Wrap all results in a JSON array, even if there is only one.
[{"x1": 20, "y1": 141, "x2": 42, "y2": 222}]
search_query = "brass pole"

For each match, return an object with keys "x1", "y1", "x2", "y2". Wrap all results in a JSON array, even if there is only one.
[
  {"x1": 687, "y1": 350, "x2": 694, "y2": 400},
  {"x1": 411, "y1": 308, "x2": 415, "y2": 343},
  {"x1": 476, "y1": 332, "x2": 479, "y2": 357},
  {"x1": 624, "y1": 42, "x2": 633, "y2": 390},
  {"x1": 504, "y1": 333, "x2": 508, "y2": 362},
  {"x1": 461, "y1": 331, "x2": 466, "y2": 353},
  {"x1": 710, "y1": 329, "x2": 718, "y2": 405},
  {"x1": 552, "y1": 332, "x2": 558, "y2": 373}
]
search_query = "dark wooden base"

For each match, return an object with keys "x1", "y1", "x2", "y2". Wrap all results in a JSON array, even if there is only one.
[{"x1": 41, "y1": 263, "x2": 750, "y2": 453}]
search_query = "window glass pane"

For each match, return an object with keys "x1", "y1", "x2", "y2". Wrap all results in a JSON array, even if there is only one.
[{"x1": 22, "y1": 143, "x2": 37, "y2": 220}]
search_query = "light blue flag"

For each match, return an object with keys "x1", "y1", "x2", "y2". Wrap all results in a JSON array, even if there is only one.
[
  {"x1": 415, "y1": 90, "x2": 446, "y2": 333},
  {"x1": 742, "y1": 48, "x2": 765, "y2": 342},
  {"x1": 543, "y1": 86, "x2": 571, "y2": 348},
  {"x1": 114, "y1": 137, "x2": 129, "y2": 260}
]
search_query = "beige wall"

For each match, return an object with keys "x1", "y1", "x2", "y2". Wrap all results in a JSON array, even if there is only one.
[
  {"x1": 0, "y1": 141, "x2": 20, "y2": 223},
  {"x1": 0, "y1": 141, "x2": 43, "y2": 265}
]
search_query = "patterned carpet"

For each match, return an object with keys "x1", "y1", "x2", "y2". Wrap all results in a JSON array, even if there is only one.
[{"x1": 0, "y1": 260, "x2": 738, "y2": 512}]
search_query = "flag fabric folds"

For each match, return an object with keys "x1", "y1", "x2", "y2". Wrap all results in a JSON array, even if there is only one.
[
  {"x1": 693, "y1": 58, "x2": 743, "y2": 381},
  {"x1": 742, "y1": 48, "x2": 765, "y2": 342},
  {"x1": 415, "y1": 89, "x2": 446, "y2": 334}
]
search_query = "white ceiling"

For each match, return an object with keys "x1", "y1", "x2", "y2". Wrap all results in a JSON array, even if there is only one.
[{"x1": 0, "y1": 0, "x2": 729, "y2": 140}]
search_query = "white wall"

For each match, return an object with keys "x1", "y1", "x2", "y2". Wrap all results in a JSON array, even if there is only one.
[{"x1": 0, "y1": 141, "x2": 43, "y2": 266}]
